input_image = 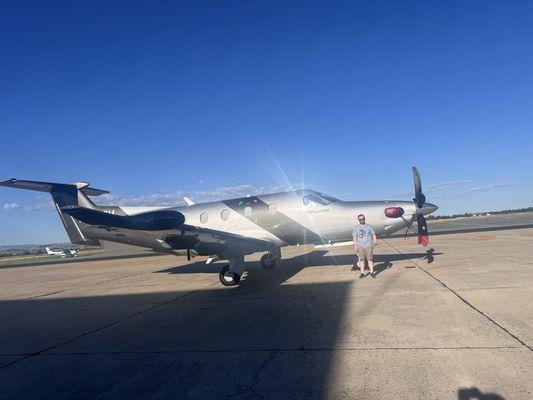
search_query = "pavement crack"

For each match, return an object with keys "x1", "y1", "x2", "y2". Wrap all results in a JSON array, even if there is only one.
[
  {"x1": 0, "y1": 290, "x2": 65, "y2": 305},
  {"x1": 0, "y1": 281, "x2": 219, "y2": 370},
  {"x1": 222, "y1": 351, "x2": 281, "y2": 400},
  {"x1": 382, "y1": 239, "x2": 533, "y2": 352},
  {"x1": 0, "y1": 345, "x2": 523, "y2": 358},
  {"x1": 0, "y1": 272, "x2": 147, "y2": 306}
]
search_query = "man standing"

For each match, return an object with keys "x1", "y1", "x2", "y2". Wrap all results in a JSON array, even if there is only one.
[{"x1": 353, "y1": 214, "x2": 378, "y2": 279}]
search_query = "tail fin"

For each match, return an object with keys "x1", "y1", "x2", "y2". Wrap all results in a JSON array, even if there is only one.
[
  {"x1": 0, "y1": 179, "x2": 109, "y2": 246},
  {"x1": 45, "y1": 247, "x2": 53, "y2": 255}
]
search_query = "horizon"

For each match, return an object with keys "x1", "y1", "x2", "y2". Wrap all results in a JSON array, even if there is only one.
[{"x1": 2, "y1": 205, "x2": 532, "y2": 248}]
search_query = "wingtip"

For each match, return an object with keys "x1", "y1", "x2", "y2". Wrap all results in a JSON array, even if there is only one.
[{"x1": 0, "y1": 178, "x2": 15, "y2": 187}]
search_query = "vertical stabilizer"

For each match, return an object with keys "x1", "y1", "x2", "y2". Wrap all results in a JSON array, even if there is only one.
[{"x1": 0, "y1": 179, "x2": 108, "y2": 246}]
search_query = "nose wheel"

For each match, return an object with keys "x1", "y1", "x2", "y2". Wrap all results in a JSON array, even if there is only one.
[{"x1": 219, "y1": 264, "x2": 241, "y2": 286}]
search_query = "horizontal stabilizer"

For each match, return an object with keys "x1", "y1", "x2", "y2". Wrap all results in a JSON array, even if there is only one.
[
  {"x1": 62, "y1": 206, "x2": 185, "y2": 231},
  {"x1": 0, "y1": 178, "x2": 109, "y2": 196},
  {"x1": 0, "y1": 177, "x2": 104, "y2": 246}
]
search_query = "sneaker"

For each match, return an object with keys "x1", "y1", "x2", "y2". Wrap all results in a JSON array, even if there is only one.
[
  {"x1": 359, "y1": 273, "x2": 365, "y2": 279},
  {"x1": 370, "y1": 272, "x2": 377, "y2": 279}
]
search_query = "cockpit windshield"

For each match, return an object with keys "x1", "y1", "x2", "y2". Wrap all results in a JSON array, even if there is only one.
[
  {"x1": 302, "y1": 192, "x2": 338, "y2": 206},
  {"x1": 317, "y1": 192, "x2": 338, "y2": 203}
]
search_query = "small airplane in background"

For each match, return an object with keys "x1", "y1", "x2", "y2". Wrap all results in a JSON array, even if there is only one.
[
  {"x1": 45, "y1": 246, "x2": 80, "y2": 258},
  {"x1": 1, "y1": 167, "x2": 437, "y2": 286}
]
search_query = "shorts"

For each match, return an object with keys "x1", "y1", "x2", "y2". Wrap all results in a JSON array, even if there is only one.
[{"x1": 357, "y1": 246, "x2": 373, "y2": 261}]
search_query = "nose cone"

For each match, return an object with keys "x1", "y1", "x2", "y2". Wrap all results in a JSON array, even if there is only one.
[{"x1": 420, "y1": 202, "x2": 438, "y2": 215}]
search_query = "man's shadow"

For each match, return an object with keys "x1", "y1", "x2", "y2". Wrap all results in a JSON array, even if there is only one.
[
  {"x1": 458, "y1": 387, "x2": 505, "y2": 400},
  {"x1": 374, "y1": 260, "x2": 393, "y2": 275},
  {"x1": 424, "y1": 248, "x2": 435, "y2": 263}
]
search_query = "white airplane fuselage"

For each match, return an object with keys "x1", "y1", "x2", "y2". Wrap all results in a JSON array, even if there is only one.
[{"x1": 83, "y1": 189, "x2": 437, "y2": 255}]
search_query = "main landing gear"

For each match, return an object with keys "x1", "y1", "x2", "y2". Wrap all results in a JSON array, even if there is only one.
[
  {"x1": 260, "y1": 248, "x2": 281, "y2": 270},
  {"x1": 219, "y1": 265, "x2": 241, "y2": 286},
  {"x1": 218, "y1": 249, "x2": 281, "y2": 286},
  {"x1": 218, "y1": 255, "x2": 245, "y2": 287}
]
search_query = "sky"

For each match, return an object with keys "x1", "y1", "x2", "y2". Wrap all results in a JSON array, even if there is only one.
[{"x1": 1, "y1": 1, "x2": 532, "y2": 245}]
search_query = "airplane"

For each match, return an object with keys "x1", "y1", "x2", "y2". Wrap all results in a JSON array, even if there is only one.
[
  {"x1": 0, "y1": 167, "x2": 437, "y2": 286},
  {"x1": 45, "y1": 246, "x2": 80, "y2": 258}
]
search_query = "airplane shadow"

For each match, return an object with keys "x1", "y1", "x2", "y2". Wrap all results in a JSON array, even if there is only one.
[
  {"x1": 0, "y1": 250, "x2": 383, "y2": 398},
  {"x1": 0, "y1": 270, "x2": 356, "y2": 398},
  {"x1": 156, "y1": 250, "x2": 443, "y2": 284}
]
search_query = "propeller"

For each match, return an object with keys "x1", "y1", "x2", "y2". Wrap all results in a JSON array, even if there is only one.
[
  {"x1": 412, "y1": 166, "x2": 426, "y2": 208},
  {"x1": 413, "y1": 166, "x2": 429, "y2": 246}
]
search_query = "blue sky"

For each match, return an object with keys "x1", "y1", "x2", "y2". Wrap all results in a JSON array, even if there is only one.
[{"x1": 1, "y1": 1, "x2": 532, "y2": 245}]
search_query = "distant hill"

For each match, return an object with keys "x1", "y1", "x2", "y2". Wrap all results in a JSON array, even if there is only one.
[{"x1": 427, "y1": 207, "x2": 533, "y2": 220}]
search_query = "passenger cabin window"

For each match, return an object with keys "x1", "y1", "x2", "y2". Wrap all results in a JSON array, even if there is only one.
[
  {"x1": 199, "y1": 212, "x2": 208, "y2": 224},
  {"x1": 221, "y1": 209, "x2": 230, "y2": 221},
  {"x1": 243, "y1": 206, "x2": 252, "y2": 217}
]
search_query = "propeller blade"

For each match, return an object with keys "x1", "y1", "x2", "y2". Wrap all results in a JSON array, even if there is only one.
[
  {"x1": 417, "y1": 214, "x2": 429, "y2": 246},
  {"x1": 412, "y1": 166, "x2": 426, "y2": 208}
]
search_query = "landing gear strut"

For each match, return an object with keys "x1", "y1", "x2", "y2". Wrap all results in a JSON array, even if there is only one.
[{"x1": 260, "y1": 248, "x2": 281, "y2": 270}]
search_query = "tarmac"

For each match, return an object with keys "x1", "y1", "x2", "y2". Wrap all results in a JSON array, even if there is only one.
[{"x1": 0, "y1": 217, "x2": 532, "y2": 399}]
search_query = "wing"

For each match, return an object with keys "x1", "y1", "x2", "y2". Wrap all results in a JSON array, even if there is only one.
[
  {"x1": 80, "y1": 222, "x2": 275, "y2": 258},
  {"x1": 171, "y1": 224, "x2": 275, "y2": 258},
  {"x1": 61, "y1": 206, "x2": 276, "y2": 257}
]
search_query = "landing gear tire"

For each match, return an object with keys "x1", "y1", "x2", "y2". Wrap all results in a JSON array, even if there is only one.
[
  {"x1": 260, "y1": 253, "x2": 278, "y2": 270},
  {"x1": 219, "y1": 264, "x2": 241, "y2": 286}
]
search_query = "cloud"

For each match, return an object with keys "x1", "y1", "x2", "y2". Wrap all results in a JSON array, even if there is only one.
[
  {"x1": 464, "y1": 182, "x2": 523, "y2": 193},
  {"x1": 390, "y1": 179, "x2": 471, "y2": 198},
  {"x1": 426, "y1": 180, "x2": 472, "y2": 191},
  {"x1": 95, "y1": 184, "x2": 275, "y2": 207},
  {"x1": 4, "y1": 179, "x2": 526, "y2": 211},
  {"x1": 2, "y1": 183, "x2": 306, "y2": 211},
  {"x1": 455, "y1": 182, "x2": 525, "y2": 196},
  {"x1": 2, "y1": 201, "x2": 52, "y2": 211},
  {"x1": 389, "y1": 179, "x2": 526, "y2": 200}
]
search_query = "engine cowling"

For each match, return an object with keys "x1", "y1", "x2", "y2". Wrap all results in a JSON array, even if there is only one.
[{"x1": 384, "y1": 207, "x2": 405, "y2": 218}]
